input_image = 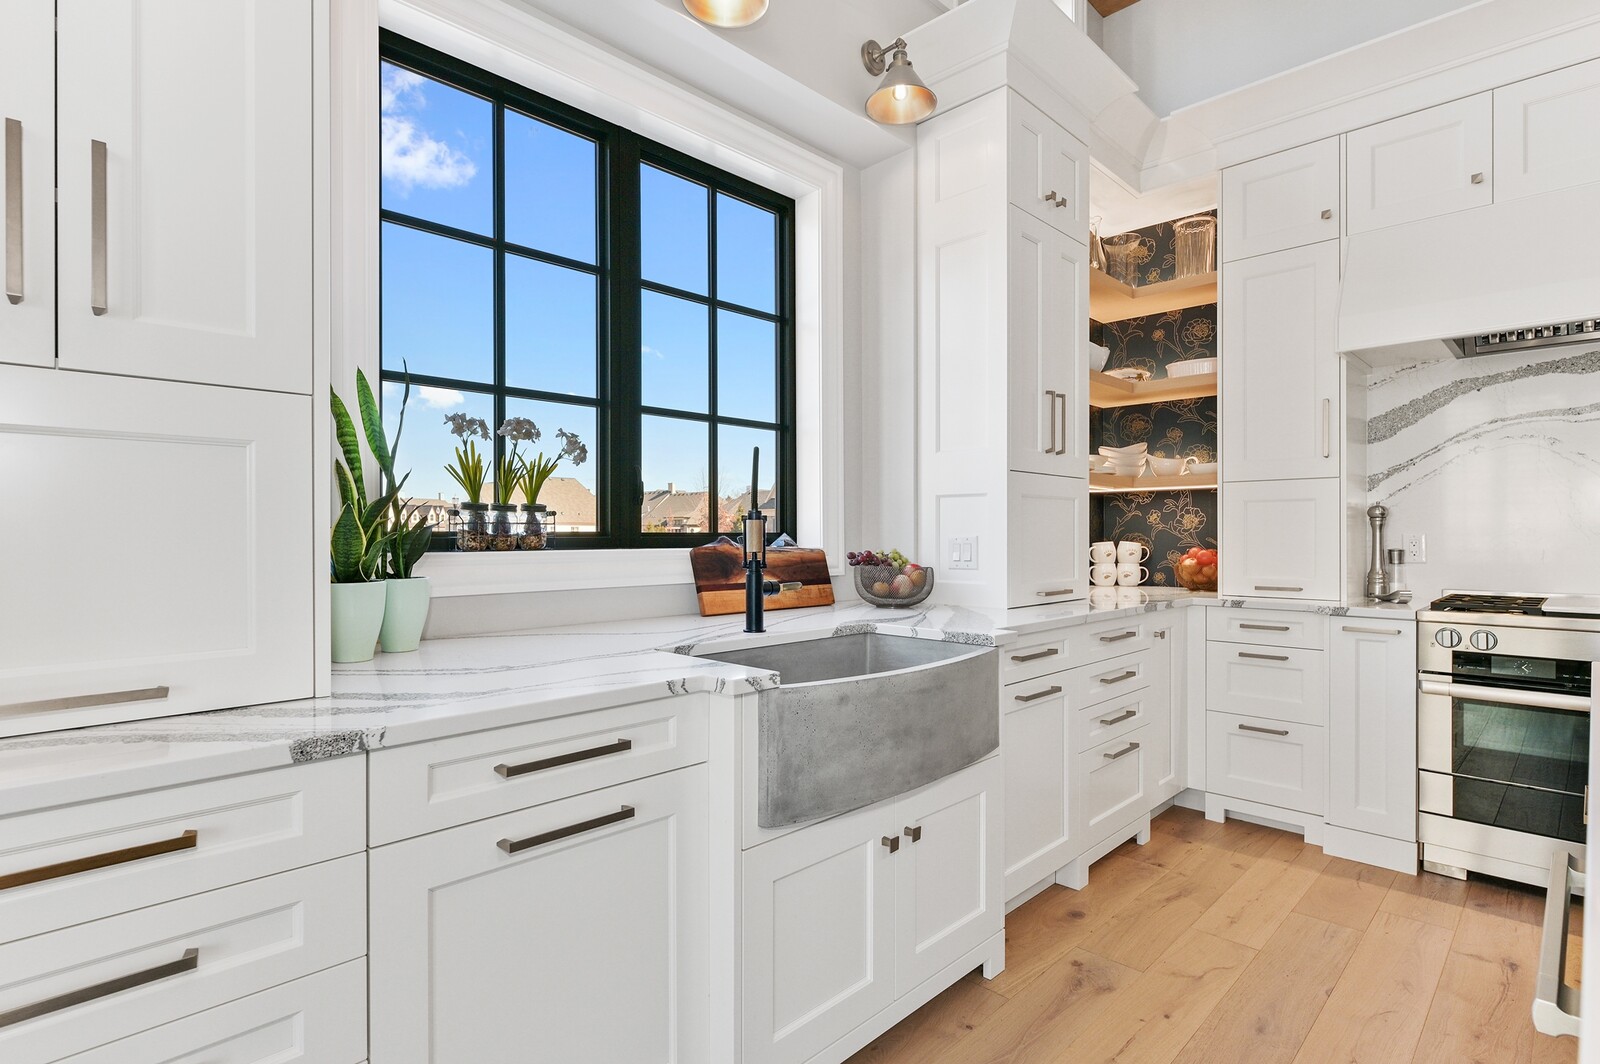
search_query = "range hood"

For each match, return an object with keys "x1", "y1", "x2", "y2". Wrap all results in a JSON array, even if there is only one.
[{"x1": 1338, "y1": 182, "x2": 1600, "y2": 365}]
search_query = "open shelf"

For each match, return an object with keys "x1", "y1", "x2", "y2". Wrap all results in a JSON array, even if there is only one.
[
  {"x1": 1089, "y1": 471, "x2": 1218, "y2": 493},
  {"x1": 1089, "y1": 268, "x2": 1218, "y2": 325},
  {"x1": 1089, "y1": 370, "x2": 1218, "y2": 409}
]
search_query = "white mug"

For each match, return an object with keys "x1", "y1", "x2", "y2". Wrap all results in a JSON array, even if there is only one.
[
  {"x1": 1089, "y1": 540, "x2": 1117, "y2": 564},
  {"x1": 1090, "y1": 563, "x2": 1119, "y2": 587},
  {"x1": 1117, "y1": 541, "x2": 1151, "y2": 564},
  {"x1": 1116, "y1": 564, "x2": 1149, "y2": 587}
]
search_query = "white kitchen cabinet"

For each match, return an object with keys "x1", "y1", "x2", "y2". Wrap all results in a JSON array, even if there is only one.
[
  {"x1": 1078, "y1": 727, "x2": 1150, "y2": 846},
  {"x1": 1002, "y1": 679, "x2": 1071, "y2": 898},
  {"x1": 1494, "y1": 58, "x2": 1600, "y2": 202},
  {"x1": 1206, "y1": 712, "x2": 1326, "y2": 817},
  {"x1": 1205, "y1": 642, "x2": 1328, "y2": 727},
  {"x1": 55, "y1": 0, "x2": 314, "y2": 393},
  {"x1": 1007, "y1": 471, "x2": 1089, "y2": 607},
  {"x1": 1219, "y1": 478, "x2": 1343, "y2": 601},
  {"x1": 369, "y1": 766, "x2": 709, "y2": 1064},
  {"x1": 0, "y1": 0, "x2": 54, "y2": 367},
  {"x1": 0, "y1": 366, "x2": 314, "y2": 735},
  {"x1": 1220, "y1": 240, "x2": 1341, "y2": 481},
  {"x1": 1145, "y1": 619, "x2": 1184, "y2": 803},
  {"x1": 1328, "y1": 621, "x2": 1418, "y2": 843},
  {"x1": 1221, "y1": 138, "x2": 1340, "y2": 261},
  {"x1": 1008, "y1": 91, "x2": 1089, "y2": 237},
  {"x1": 1008, "y1": 207, "x2": 1088, "y2": 477},
  {"x1": 1346, "y1": 93, "x2": 1493, "y2": 235}
]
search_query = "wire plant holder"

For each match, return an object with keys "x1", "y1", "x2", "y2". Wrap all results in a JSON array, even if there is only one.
[{"x1": 450, "y1": 505, "x2": 558, "y2": 551}]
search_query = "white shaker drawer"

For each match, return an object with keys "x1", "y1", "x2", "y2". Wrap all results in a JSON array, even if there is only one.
[
  {"x1": 1206, "y1": 609, "x2": 1327, "y2": 650},
  {"x1": 1078, "y1": 727, "x2": 1149, "y2": 845},
  {"x1": 1064, "y1": 650, "x2": 1150, "y2": 710},
  {"x1": 1207, "y1": 713, "x2": 1325, "y2": 816},
  {"x1": 1205, "y1": 642, "x2": 1327, "y2": 726},
  {"x1": 1073, "y1": 690, "x2": 1151, "y2": 751},
  {"x1": 1065, "y1": 618, "x2": 1153, "y2": 668},
  {"x1": 0, "y1": 854, "x2": 366, "y2": 1064},
  {"x1": 368, "y1": 694, "x2": 709, "y2": 845},
  {"x1": 58, "y1": 960, "x2": 366, "y2": 1064},
  {"x1": 0, "y1": 757, "x2": 365, "y2": 944},
  {"x1": 1000, "y1": 633, "x2": 1071, "y2": 686}
]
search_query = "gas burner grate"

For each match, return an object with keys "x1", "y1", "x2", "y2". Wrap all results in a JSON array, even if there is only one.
[{"x1": 1429, "y1": 593, "x2": 1549, "y2": 615}]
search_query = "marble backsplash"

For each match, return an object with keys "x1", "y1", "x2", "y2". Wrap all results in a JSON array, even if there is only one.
[{"x1": 1366, "y1": 344, "x2": 1600, "y2": 601}]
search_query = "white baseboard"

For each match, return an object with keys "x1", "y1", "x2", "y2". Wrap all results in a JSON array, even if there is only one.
[
  {"x1": 1204, "y1": 792, "x2": 1325, "y2": 846},
  {"x1": 1322, "y1": 823, "x2": 1419, "y2": 875}
]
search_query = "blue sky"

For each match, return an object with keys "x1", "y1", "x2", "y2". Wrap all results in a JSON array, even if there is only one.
[{"x1": 379, "y1": 62, "x2": 780, "y2": 520}]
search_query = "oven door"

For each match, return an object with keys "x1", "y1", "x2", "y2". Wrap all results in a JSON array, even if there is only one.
[{"x1": 1419, "y1": 677, "x2": 1591, "y2": 844}]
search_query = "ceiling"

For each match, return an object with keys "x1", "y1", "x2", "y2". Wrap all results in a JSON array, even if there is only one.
[{"x1": 1088, "y1": 0, "x2": 1141, "y2": 16}]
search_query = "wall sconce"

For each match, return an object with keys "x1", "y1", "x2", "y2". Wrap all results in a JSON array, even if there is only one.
[
  {"x1": 860, "y1": 38, "x2": 938, "y2": 125},
  {"x1": 682, "y1": 0, "x2": 768, "y2": 28}
]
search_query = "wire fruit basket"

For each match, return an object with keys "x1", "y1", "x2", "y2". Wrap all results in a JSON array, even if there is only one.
[{"x1": 855, "y1": 565, "x2": 935, "y2": 607}]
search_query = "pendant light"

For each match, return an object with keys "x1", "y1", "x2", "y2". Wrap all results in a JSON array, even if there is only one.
[
  {"x1": 683, "y1": 0, "x2": 768, "y2": 28},
  {"x1": 860, "y1": 38, "x2": 938, "y2": 125}
]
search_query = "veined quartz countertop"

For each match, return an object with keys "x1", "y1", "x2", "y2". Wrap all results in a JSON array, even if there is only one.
[{"x1": 0, "y1": 590, "x2": 1419, "y2": 809}]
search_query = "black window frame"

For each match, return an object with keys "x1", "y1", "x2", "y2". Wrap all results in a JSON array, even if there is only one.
[{"x1": 379, "y1": 31, "x2": 798, "y2": 551}]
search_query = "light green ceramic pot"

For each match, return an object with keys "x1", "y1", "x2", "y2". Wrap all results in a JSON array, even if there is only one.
[
  {"x1": 331, "y1": 581, "x2": 386, "y2": 663},
  {"x1": 380, "y1": 577, "x2": 432, "y2": 654}
]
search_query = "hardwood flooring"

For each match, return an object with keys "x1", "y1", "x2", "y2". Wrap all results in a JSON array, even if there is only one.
[{"x1": 846, "y1": 808, "x2": 1581, "y2": 1064}]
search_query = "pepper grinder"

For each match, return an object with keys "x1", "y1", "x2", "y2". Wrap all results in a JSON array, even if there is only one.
[{"x1": 1365, "y1": 504, "x2": 1390, "y2": 600}]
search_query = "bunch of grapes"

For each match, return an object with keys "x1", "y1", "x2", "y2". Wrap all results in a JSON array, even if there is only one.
[{"x1": 846, "y1": 548, "x2": 910, "y2": 570}]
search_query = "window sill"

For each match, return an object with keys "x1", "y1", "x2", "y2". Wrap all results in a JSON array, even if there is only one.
[{"x1": 414, "y1": 547, "x2": 846, "y2": 599}]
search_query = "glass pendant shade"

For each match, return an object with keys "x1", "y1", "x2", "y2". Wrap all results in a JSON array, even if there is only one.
[
  {"x1": 682, "y1": 0, "x2": 768, "y2": 27},
  {"x1": 865, "y1": 51, "x2": 937, "y2": 124}
]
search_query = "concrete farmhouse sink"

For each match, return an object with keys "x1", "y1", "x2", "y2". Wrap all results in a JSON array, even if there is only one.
[{"x1": 697, "y1": 633, "x2": 999, "y2": 827}]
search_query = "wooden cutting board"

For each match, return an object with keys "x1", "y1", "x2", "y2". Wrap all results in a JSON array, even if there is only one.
[{"x1": 690, "y1": 537, "x2": 834, "y2": 617}]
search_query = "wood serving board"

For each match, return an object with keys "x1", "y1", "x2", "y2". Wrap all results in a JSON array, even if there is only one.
[{"x1": 690, "y1": 537, "x2": 834, "y2": 617}]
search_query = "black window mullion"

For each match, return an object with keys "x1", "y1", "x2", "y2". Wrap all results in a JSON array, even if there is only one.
[
  {"x1": 492, "y1": 99, "x2": 508, "y2": 499},
  {"x1": 609, "y1": 132, "x2": 643, "y2": 548},
  {"x1": 706, "y1": 184, "x2": 721, "y2": 535}
]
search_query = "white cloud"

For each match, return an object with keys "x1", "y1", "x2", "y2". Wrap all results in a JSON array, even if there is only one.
[
  {"x1": 416, "y1": 386, "x2": 465, "y2": 409},
  {"x1": 381, "y1": 66, "x2": 477, "y2": 194},
  {"x1": 642, "y1": 345, "x2": 666, "y2": 360}
]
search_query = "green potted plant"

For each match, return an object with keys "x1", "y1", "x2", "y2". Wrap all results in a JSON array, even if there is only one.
[
  {"x1": 444, "y1": 413, "x2": 490, "y2": 550},
  {"x1": 330, "y1": 370, "x2": 401, "y2": 663},
  {"x1": 376, "y1": 374, "x2": 434, "y2": 654},
  {"x1": 516, "y1": 427, "x2": 588, "y2": 549},
  {"x1": 491, "y1": 417, "x2": 538, "y2": 550}
]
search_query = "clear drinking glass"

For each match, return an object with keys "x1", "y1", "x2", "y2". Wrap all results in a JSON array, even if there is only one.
[{"x1": 1172, "y1": 214, "x2": 1217, "y2": 278}]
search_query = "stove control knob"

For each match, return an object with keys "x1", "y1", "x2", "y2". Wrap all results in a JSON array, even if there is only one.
[
  {"x1": 1469, "y1": 630, "x2": 1498, "y2": 652},
  {"x1": 1435, "y1": 627, "x2": 1463, "y2": 649}
]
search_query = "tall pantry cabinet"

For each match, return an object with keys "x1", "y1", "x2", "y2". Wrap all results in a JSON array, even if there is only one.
[{"x1": 0, "y1": 1, "x2": 319, "y2": 733}]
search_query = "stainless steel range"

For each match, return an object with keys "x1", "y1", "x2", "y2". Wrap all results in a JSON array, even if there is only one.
[{"x1": 1418, "y1": 592, "x2": 1598, "y2": 886}]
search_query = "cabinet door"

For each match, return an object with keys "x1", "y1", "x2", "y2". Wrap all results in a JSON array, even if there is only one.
[
  {"x1": 1078, "y1": 727, "x2": 1150, "y2": 846},
  {"x1": 742, "y1": 801, "x2": 897, "y2": 1064},
  {"x1": 1007, "y1": 207, "x2": 1087, "y2": 476},
  {"x1": 896, "y1": 757, "x2": 1001, "y2": 992},
  {"x1": 1494, "y1": 58, "x2": 1600, "y2": 202},
  {"x1": 1221, "y1": 241, "x2": 1341, "y2": 481},
  {"x1": 1347, "y1": 93, "x2": 1493, "y2": 235},
  {"x1": 1221, "y1": 139, "x2": 1339, "y2": 261},
  {"x1": 1008, "y1": 92, "x2": 1088, "y2": 236},
  {"x1": 1205, "y1": 642, "x2": 1327, "y2": 726},
  {"x1": 55, "y1": 1, "x2": 313, "y2": 393},
  {"x1": 370, "y1": 768, "x2": 710, "y2": 1064},
  {"x1": 1328, "y1": 622, "x2": 1418, "y2": 842},
  {"x1": 0, "y1": 0, "x2": 54, "y2": 367},
  {"x1": 1219, "y1": 478, "x2": 1343, "y2": 602},
  {"x1": 1007, "y1": 471, "x2": 1088, "y2": 607},
  {"x1": 1207, "y1": 712, "x2": 1325, "y2": 816},
  {"x1": 1003, "y1": 678, "x2": 1069, "y2": 898},
  {"x1": 1145, "y1": 620, "x2": 1183, "y2": 802},
  {"x1": 0, "y1": 366, "x2": 313, "y2": 734}
]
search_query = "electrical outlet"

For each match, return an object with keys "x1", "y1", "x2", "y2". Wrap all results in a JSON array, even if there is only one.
[
  {"x1": 1405, "y1": 533, "x2": 1427, "y2": 564},
  {"x1": 948, "y1": 536, "x2": 978, "y2": 570}
]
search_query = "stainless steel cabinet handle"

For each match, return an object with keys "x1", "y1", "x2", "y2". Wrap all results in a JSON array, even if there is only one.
[
  {"x1": 1054, "y1": 392, "x2": 1069, "y2": 454},
  {"x1": 1239, "y1": 651, "x2": 1290, "y2": 662},
  {"x1": 1418, "y1": 679, "x2": 1591, "y2": 714},
  {"x1": 0, "y1": 830, "x2": 197, "y2": 893},
  {"x1": 1533, "y1": 847, "x2": 1583, "y2": 1037},
  {"x1": 1341, "y1": 625, "x2": 1404, "y2": 636},
  {"x1": 498, "y1": 805, "x2": 634, "y2": 855},
  {"x1": 1320, "y1": 208, "x2": 1333, "y2": 220},
  {"x1": 5, "y1": 118, "x2": 21, "y2": 305},
  {"x1": 1098, "y1": 670, "x2": 1139, "y2": 685},
  {"x1": 1098, "y1": 708, "x2": 1138, "y2": 726},
  {"x1": 1470, "y1": 172, "x2": 1485, "y2": 185},
  {"x1": 1254, "y1": 585, "x2": 1304, "y2": 593},
  {"x1": 1015, "y1": 685, "x2": 1063, "y2": 703},
  {"x1": 1044, "y1": 190, "x2": 1067, "y2": 208},
  {"x1": 495, "y1": 738, "x2": 632, "y2": 779},
  {"x1": 1045, "y1": 389, "x2": 1058, "y2": 455},
  {"x1": 1036, "y1": 588, "x2": 1075, "y2": 598},
  {"x1": 91, "y1": 139, "x2": 108, "y2": 315},
  {"x1": 1239, "y1": 724, "x2": 1290, "y2": 736},
  {"x1": 0, "y1": 949, "x2": 199, "y2": 1029},
  {"x1": 881, "y1": 834, "x2": 900, "y2": 853},
  {"x1": 904, "y1": 825, "x2": 922, "y2": 843},
  {"x1": 1239, "y1": 623, "x2": 1290, "y2": 632},
  {"x1": 1103, "y1": 742, "x2": 1140, "y2": 761},
  {"x1": 1099, "y1": 631, "x2": 1138, "y2": 643},
  {"x1": 1322, "y1": 398, "x2": 1331, "y2": 458},
  {"x1": 1010, "y1": 647, "x2": 1060, "y2": 663},
  {"x1": 1153, "y1": 630, "x2": 1167, "y2": 640},
  {"x1": 0, "y1": 685, "x2": 170, "y2": 719}
]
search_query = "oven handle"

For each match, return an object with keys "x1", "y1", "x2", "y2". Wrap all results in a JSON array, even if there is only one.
[
  {"x1": 1532, "y1": 846, "x2": 1583, "y2": 1038},
  {"x1": 1417, "y1": 678, "x2": 1591, "y2": 714}
]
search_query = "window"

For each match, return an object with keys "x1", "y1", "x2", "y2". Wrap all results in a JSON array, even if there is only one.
[{"x1": 378, "y1": 32, "x2": 795, "y2": 549}]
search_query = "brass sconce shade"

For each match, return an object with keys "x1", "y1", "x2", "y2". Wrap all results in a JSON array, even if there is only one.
[
  {"x1": 682, "y1": 0, "x2": 769, "y2": 27},
  {"x1": 861, "y1": 38, "x2": 937, "y2": 125}
]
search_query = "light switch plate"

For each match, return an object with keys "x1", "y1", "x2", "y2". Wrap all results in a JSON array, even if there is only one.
[{"x1": 949, "y1": 536, "x2": 978, "y2": 570}]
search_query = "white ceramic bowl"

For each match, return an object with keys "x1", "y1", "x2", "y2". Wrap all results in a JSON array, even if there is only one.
[
  {"x1": 1147, "y1": 455, "x2": 1192, "y2": 476},
  {"x1": 1167, "y1": 357, "x2": 1219, "y2": 378},
  {"x1": 1189, "y1": 461, "x2": 1218, "y2": 475},
  {"x1": 1089, "y1": 455, "x2": 1114, "y2": 473},
  {"x1": 1098, "y1": 443, "x2": 1148, "y2": 459},
  {"x1": 1108, "y1": 457, "x2": 1146, "y2": 477},
  {"x1": 1088, "y1": 342, "x2": 1111, "y2": 372}
]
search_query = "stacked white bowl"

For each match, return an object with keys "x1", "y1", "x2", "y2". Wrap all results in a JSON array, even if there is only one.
[{"x1": 1097, "y1": 442, "x2": 1147, "y2": 477}]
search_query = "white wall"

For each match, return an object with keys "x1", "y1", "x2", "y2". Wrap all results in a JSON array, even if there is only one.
[{"x1": 1101, "y1": 0, "x2": 1483, "y2": 116}]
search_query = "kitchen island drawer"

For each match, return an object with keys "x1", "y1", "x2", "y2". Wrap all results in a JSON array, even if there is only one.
[
  {"x1": 1206, "y1": 609, "x2": 1327, "y2": 650},
  {"x1": 1065, "y1": 619, "x2": 1153, "y2": 667},
  {"x1": 1072, "y1": 690, "x2": 1151, "y2": 751},
  {"x1": 1207, "y1": 713, "x2": 1325, "y2": 815},
  {"x1": 0, "y1": 757, "x2": 365, "y2": 944},
  {"x1": 368, "y1": 693, "x2": 709, "y2": 844},
  {"x1": 1001, "y1": 633, "x2": 1071, "y2": 686},
  {"x1": 0, "y1": 854, "x2": 366, "y2": 1064},
  {"x1": 1205, "y1": 642, "x2": 1327, "y2": 726},
  {"x1": 1077, "y1": 727, "x2": 1150, "y2": 845},
  {"x1": 1064, "y1": 650, "x2": 1150, "y2": 709}
]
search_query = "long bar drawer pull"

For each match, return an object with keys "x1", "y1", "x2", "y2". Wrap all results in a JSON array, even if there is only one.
[
  {"x1": 90, "y1": 139, "x2": 107, "y2": 315},
  {"x1": 0, "y1": 830, "x2": 197, "y2": 893},
  {"x1": 0, "y1": 949, "x2": 199, "y2": 1029},
  {"x1": 5, "y1": 118, "x2": 21, "y2": 304},
  {"x1": 1418, "y1": 679, "x2": 1592, "y2": 714},
  {"x1": 495, "y1": 738, "x2": 633, "y2": 779},
  {"x1": 1239, "y1": 652, "x2": 1290, "y2": 662},
  {"x1": 498, "y1": 806, "x2": 635, "y2": 855},
  {"x1": 0, "y1": 685, "x2": 170, "y2": 719},
  {"x1": 1239, "y1": 724, "x2": 1290, "y2": 736},
  {"x1": 1010, "y1": 647, "x2": 1060, "y2": 663},
  {"x1": 1103, "y1": 742, "x2": 1140, "y2": 761},
  {"x1": 1254, "y1": 585, "x2": 1303, "y2": 593},
  {"x1": 1098, "y1": 670, "x2": 1138, "y2": 686},
  {"x1": 1098, "y1": 708, "x2": 1138, "y2": 726},
  {"x1": 1532, "y1": 847, "x2": 1583, "y2": 1038},
  {"x1": 1099, "y1": 631, "x2": 1139, "y2": 643},
  {"x1": 1342, "y1": 626, "x2": 1404, "y2": 636},
  {"x1": 1014, "y1": 685, "x2": 1063, "y2": 703},
  {"x1": 1239, "y1": 623, "x2": 1290, "y2": 632},
  {"x1": 1036, "y1": 588, "x2": 1075, "y2": 598}
]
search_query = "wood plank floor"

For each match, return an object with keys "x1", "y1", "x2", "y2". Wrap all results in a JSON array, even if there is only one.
[{"x1": 846, "y1": 808, "x2": 1581, "y2": 1064}]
